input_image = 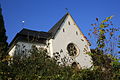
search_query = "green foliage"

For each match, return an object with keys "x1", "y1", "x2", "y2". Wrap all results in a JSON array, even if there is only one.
[
  {"x1": 0, "y1": 7, "x2": 9, "y2": 80},
  {"x1": 0, "y1": 57, "x2": 11, "y2": 80},
  {"x1": 1, "y1": 47, "x2": 117, "y2": 80},
  {"x1": 87, "y1": 48, "x2": 120, "y2": 80},
  {"x1": 0, "y1": 45, "x2": 119, "y2": 80},
  {"x1": 7, "y1": 47, "x2": 72, "y2": 80},
  {"x1": 91, "y1": 49, "x2": 112, "y2": 69}
]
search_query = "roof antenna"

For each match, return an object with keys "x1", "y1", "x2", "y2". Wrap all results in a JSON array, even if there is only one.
[{"x1": 65, "y1": 8, "x2": 69, "y2": 13}]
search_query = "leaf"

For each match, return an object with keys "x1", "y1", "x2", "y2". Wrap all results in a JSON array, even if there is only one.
[
  {"x1": 98, "y1": 43, "x2": 105, "y2": 48},
  {"x1": 87, "y1": 52, "x2": 94, "y2": 56},
  {"x1": 101, "y1": 16, "x2": 113, "y2": 23},
  {"x1": 99, "y1": 29, "x2": 105, "y2": 34},
  {"x1": 100, "y1": 24, "x2": 105, "y2": 28},
  {"x1": 106, "y1": 16, "x2": 113, "y2": 20},
  {"x1": 101, "y1": 20, "x2": 108, "y2": 23},
  {"x1": 110, "y1": 32, "x2": 114, "y2": 36},
  {"x1": 96, "y1": 18, "x2": 98, "y2": 21},
  {"x1": 100, "y1": 35, "x2": 106, "y2": 40},
  {"x1": 88, "y1": 33, "x2": 91, "y2": 36}
]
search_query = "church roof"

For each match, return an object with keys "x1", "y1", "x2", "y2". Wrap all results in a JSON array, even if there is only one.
[
  {"x1": 48, "y1": 13, "x2": 69, "y2": 38},
  {"x1": 19, "y1": 28, "x2": 52, "y2": 39},
  {"x1": 9, "y1": 28, "x2": 52, "y2": 45}
]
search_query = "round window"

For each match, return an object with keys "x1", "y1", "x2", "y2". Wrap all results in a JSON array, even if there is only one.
[{"x1": 67, "y1": 43, "x2": 79, "y2": 56}]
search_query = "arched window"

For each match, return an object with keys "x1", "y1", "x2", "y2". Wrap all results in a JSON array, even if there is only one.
[
  {"x1": 72, "y1": 62, "x2": 77, "y2": 68},
  {"x1": 71, "y1": 62, "x2": 81, "y2": 69},
  {"x1": 63, "y1": 28, "x2": 65, "y2": 32},
  {"x1": 68, "y1": 21, "x2": 70, "y2": 25},
  {"x1": 67, "y1": 43, "x2": 79, "y2": 56},
  {"x1": 76, "y1": 31, "x2": 78, "y2": 35}
]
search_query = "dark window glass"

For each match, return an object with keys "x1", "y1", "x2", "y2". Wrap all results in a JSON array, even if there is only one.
[
  {"x1": 63, "y1": 28, "x2": 65, "y2": 32},
  {"x1": 76, "y1": 31, "x2": 78, "y2": 35},
  {"x1": 68, "y1": 21, "x2": 70, "y2": 25}
]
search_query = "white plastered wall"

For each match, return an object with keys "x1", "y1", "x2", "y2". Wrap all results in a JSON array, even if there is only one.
[
  {"x1": 52, "y1": 14, "x2": 93, "y2": 69},
  {"x1": 9, "y1": 41, "x2": 47, "y2": 57}
]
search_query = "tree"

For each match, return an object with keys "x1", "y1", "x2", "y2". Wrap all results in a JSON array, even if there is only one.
[
  {"x1": 7, "y1": 45, "x2": 120, "y2": 80},
  {"x1": 0, "y1": 6, "x2": 9, "y2": 80},
  {"x1": 88, "y1": 16, "x2": 120, "y2": 80},
  {"x1": 89, "y1": 16, "x2": 120, "y2": 57},
  {"x1": 0, "y1": 6, "x2": 8, "y2": 60}
]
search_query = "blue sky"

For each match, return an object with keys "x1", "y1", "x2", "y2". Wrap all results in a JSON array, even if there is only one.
[{"x1": 0, "y1": 0, "x2": 120, "y2": 44}]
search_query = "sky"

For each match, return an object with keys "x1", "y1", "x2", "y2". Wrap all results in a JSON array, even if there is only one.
[{"x1": 0, "y1": 0, "x2": 120, "y2": 45}]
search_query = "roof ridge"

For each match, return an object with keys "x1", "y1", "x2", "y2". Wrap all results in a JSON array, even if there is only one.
[{"x1": 19, "y1": 28, "x2": 48, "y2": 33}]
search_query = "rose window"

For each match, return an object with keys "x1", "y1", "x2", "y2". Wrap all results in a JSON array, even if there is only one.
[{"x1": 67, "y1": 43, "x2": 79, "y2": 56}]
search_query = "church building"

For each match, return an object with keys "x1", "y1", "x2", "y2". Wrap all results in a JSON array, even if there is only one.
[{"x1": 8, "y1": 13, "x2": 93, "y2": 69}]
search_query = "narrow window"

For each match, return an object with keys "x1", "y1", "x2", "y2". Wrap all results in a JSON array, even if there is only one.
[
  {"x1": 72, "y1": 62, "x2": 77, "y2": 68},
  {"x1": 85, "y1": 45, "x2": 88, "y2": 49},
  {"x1": 60, "y1": 49, "x2": 63, "y2": 53},
  {"x1": 83, "y1": 48, "x2": 87, "y2": 52},
  {"x1": 76, "y1": 31, "x2": 78, "y2": 35},
  {"x1": 68, "y1": 21, "x2": 70, "y2": 25},
  {"x1": 63, "y1": 28, "x2": 65, "y2": 32}
]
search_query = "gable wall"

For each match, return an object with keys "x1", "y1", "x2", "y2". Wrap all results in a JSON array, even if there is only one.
[{"x1": 52, "y1": 15, "x2": 92, "y2": 68}]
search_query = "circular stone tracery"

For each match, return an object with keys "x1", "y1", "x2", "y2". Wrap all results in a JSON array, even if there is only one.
[{"x1": 67, "y1": 43, "x2": 79, "y2": 56}]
